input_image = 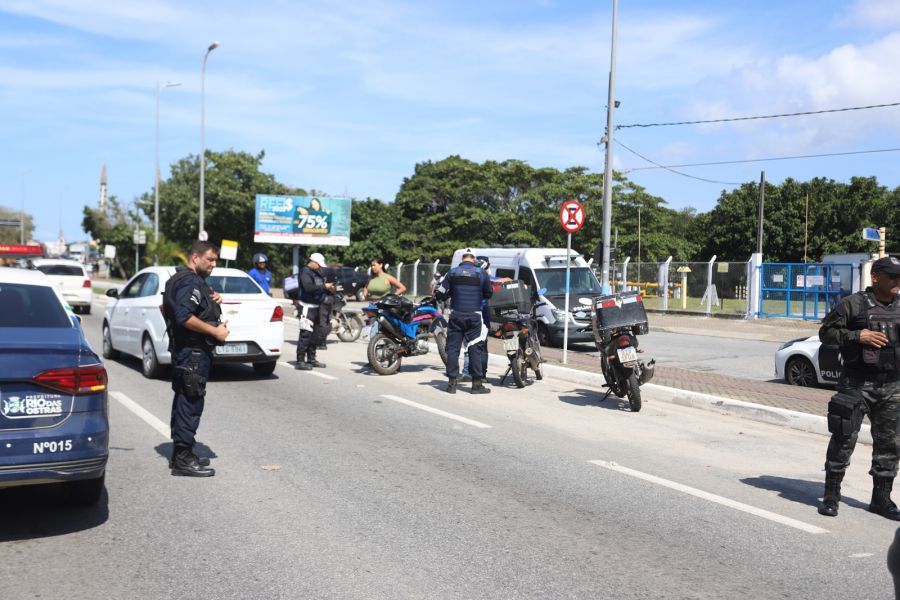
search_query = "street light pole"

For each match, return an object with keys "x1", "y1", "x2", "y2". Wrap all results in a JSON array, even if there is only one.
[
  {"x1": 199, "y1": 41, "x2": 220, "y2": 240},
  {"x1": 600, "y1": 0, "x2": 619, "y2": 293},
  {"x1": 155, "y1": 80, "x2": 181, "y2": 265}
]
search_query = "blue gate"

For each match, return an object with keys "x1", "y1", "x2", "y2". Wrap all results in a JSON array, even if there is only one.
[{"x1": 759, "y1": 263, "x2": 853, "y2": 319}]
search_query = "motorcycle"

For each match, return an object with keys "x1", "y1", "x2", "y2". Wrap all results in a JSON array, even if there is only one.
[
  {"x1": 329, "y1": 288, "x2": 364, "y2": 342},
  {"x1": 495, "y1": 299, "x2": 544, "y2": 388},
  {"x1": 593, "y1": 292, "x2": 655, "y2": 412},
  {"x1": 364, "y1": 294, "x2": 448, "y2": 375}
]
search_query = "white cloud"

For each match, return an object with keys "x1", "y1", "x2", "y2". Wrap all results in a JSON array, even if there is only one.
[{"x1": 842, "y1": 0, "x2": 900, "y2": 30}]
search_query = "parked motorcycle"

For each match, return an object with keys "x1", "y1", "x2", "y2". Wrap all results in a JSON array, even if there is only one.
[
  {"x1": 592, "y1": 292, "x2": 655, "y2": 412},
  {"x1": 329, "y1": 289, "x2": 364, "y2": 342},
  {"x1": 495, "y1": 296, "x2": 544, "y2": 388},
  {"x1": 365, "y1": 294, "x2": 448, "y2": 375}
]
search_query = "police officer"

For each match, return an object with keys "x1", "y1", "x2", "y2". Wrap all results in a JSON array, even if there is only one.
[
  {"x1": 163, "y1": 240, "x2": 229, "y2": 477},
  {"x1": 295, "y1": 252, "x2": 334, "y2": 370},
  {"x1": 248, "y1": 252, "x2": 272, "y2": 295},
  {"x1": 818, "y1": 256, "x2": 900, "y2": 519},
  {"x1": 435, "y1": 248, "x2": 493, "y2": 394}
]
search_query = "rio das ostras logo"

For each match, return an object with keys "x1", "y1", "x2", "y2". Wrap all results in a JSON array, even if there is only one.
[{"x1": 1, "y1": 394, "x2": 64, "y2": 419}]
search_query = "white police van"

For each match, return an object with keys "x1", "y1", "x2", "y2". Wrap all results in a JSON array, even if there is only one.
[{"x1": 449, "y1": 247, "x2": 602, "y2": 346}]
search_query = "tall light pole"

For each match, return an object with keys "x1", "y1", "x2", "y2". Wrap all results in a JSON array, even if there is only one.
[
  {"x1": 199, "y1": 41, "x2": 219, "y2": 240},
  {"x1": 155, "y1": 80, "x2": 181, "y2": 265},
  {"x1": 600, "y1": 0, "x2": 619, "y2": 292}
]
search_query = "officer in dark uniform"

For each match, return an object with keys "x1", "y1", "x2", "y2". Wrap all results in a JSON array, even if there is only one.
[
  {"x1": 818, "y1": 256, "x2": 900, "y2": 519},
  {"x1": 163, "y1": 240, "x2": 229, "y2": 477},
  {"x1": 435, "y1": 248, "x2": 493, "y2": 394},
  {"x1": 294, "y1": 252, "x2": 334, "y2": 370}
]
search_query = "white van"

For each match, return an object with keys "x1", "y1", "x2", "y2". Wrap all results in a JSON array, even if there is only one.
[{"x1": 449, "y1": 247, "x2": 602, "y2": 345}]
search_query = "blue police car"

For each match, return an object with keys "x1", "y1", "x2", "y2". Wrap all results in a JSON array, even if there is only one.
[{"x1": 0, "y1": 267, "x2": 109, "y2": 505}]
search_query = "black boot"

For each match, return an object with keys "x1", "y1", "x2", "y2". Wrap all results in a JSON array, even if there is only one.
[
  {"x1": 471, "y1": 378, "x2": 491, "y2": 394},
  {"x1": 171, "y1": 448, "x2": 215, "y2": 477},
  {"x1": 295, "y1": 361, "x2": 312, "y2": 370},
  {"x1": 446, "y1": 378, "x2": 457, "y2": 394},
  {"x1": 869, "y1": 476, "x2": 900, "y2": 521},
  {"x1": 168, "y1": 451, "x2": 209, "y2": 469},
  {"x1": 818, "y1": 472, "x2": 843, "y2": 517}
]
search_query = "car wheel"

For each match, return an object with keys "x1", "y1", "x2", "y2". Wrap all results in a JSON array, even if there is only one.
[
  {"x1": 82, "y1": 304, "x2": 92, "y2": 315},
  {"x1": 537, "y1": 323, "x2": 556, "y2": 347},
  {"x1": 141, "y1": 335, "x2": 162, "y2": 379},
  {"x1": 102, "y1": 322, "x2": 119, "y2": 359},
  {"x1": 356, "y1": 288, "x2": 367, "y2": 302},
  {"x1": 253, "y1": 361, "x2": 277, "y2": 376},
  {"x1": 785, "y1": 356, "x2": 817, "y2": 387},
  {"x1": 63, "y1": 474, "x2": 105, "y2": 507}
]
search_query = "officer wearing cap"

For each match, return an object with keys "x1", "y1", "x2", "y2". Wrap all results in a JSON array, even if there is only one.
[
  {"x1": 294, "y1": 252, "x2": 334, "y2": 370},
  {"x1": 818, "y1": 256, "x2": 900, "y2": 520},
  {"x1": 248, "y1": 252, "x2": 272, "y2": 295},
  {"x1": 435, "y1": 248, "x2": 493, "y2": 394}
]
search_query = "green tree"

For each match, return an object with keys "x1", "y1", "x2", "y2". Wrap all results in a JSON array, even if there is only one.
[
  {"x1": 0, "y1": 205, "x2": 34, "y2": 244},
  {"x1": 82, "y1": 196, "x2": 144, "y2": 278}
]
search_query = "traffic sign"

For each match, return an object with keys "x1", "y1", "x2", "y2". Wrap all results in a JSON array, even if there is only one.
[
  {"x1": 133, "y1": 230, "x2": 146, "y2": 245},
  {"x1": 220, "y1": 239, "x2": 238, "y2": 261},
  {"x1": 559, "y1": 200, "x2": 585, "y2": 234},
  {"x1": 862, "y1": 227, "x2": 881, "y2": 242}
]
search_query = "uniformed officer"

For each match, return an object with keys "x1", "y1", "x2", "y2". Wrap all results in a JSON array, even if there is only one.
[
  {"x1": 818, "y1": 256, "x2": 900, "y2": 519},
  {"x1": 435, "y1": 248, "x2": 493, "y2": 394},
  {"x1": 294, "y1": 252, "x2": 334, "y2": 370},
  {"x1": 163, "y1": 240, "x2": 229, "y2": 477},
  {"x1": 248, "y1": 252, "x2": 272, "y2": 295}
]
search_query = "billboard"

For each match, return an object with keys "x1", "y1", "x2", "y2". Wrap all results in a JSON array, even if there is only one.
[{"x1": 254, "y1": 195, "x2": 351, "y2": 246}]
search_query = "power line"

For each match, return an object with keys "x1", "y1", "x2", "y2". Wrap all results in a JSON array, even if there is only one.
[
  {"x1": 616, "y1": 101, "x2": 900, "y2": 129},
  {"x1": 623, "y1": 146, "x2": 900, "y2": 172},
  {"x1": 612, "y1": 139, "x2": 741, "y2": 185}
]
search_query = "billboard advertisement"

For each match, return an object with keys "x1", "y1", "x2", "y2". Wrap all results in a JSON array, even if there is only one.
[{"x1": 254, "y1": 195, "x2": 351, "y2": 246}]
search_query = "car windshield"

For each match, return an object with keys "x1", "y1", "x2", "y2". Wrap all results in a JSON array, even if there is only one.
[
  {"x1": 206, "y1": 275, "x2": 263, "y2": 294},
  {"x1": 0, "y1": 283, "x2": 72, "y2": 328},
  {"x1": 534, "y1": 267, "x2": 602, "y2": 296},
  {"x1": 35, "y1": 264, "x2": 84, "y2": 277}
]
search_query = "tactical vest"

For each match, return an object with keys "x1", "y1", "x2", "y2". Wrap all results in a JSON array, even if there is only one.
[
  {"x1": 841, "y1": 291, "x2": 900, "y2": 374},
  {"x1": 163, "y1": 268, "x2": 222, "y2": 350},
  {"x1": 448, "y1": 264, "x2": 487, "y2": 313}
]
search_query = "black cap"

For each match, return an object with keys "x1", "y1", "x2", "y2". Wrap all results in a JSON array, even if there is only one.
[{"x1": 871, "y1": 256, "x2": 900, "y2": 275}]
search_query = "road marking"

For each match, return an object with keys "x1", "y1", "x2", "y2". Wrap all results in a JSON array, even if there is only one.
[
  {"x1": 277, "y1": 361, "x2": 338, "y2": 380},
  {"x1": 588, "y1": 460, "x2": 829, "y2": 535},
  {"x1": 381, "y1": 394, "x2": 492, "y2": 429},
  {"x1": 109, "y1": 391, "x2": 169, "y2": 439}
]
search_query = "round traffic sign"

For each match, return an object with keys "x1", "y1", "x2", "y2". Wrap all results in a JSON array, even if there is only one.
[
  {"x1": 559, "y1": 200, "x2": 585, "y2": 234},
  {"x1": 198, "y1": 230, "x2": 209, "y2": 241}
]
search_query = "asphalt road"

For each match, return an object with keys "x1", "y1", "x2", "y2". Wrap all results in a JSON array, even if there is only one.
[{"x1": 1, "y1": 299, "x2": 895, "y2": 599}]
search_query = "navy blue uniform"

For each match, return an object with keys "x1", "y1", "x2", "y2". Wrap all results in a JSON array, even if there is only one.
[
  {"x1": 296, "y1": 265, "x2": 327, "y2": 363},
  {"x1": 436, "y1": 261, "x2": 493, "y2": 379},
  {"x1": 166, "y1": 270, "x2": 220, "y2": 454}
]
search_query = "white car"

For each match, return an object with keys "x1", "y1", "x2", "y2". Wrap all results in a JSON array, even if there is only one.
[
  {"x1": 102, "y1": 266, "x2": 284, "y2": 378},
  {"x1": 774, "y1": 336, "x2": 840, "y2": 387},
  {"x1": 32, "y1": 258, "x2": 94, "y2": 314}
]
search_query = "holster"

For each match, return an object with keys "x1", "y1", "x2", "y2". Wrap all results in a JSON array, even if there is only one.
[
  {"x1": 176, "y1": 350, "x2": 207, "y2": 398},
  {"x1": 827, "y1": 392, "x2": 865, "y2": 438}
]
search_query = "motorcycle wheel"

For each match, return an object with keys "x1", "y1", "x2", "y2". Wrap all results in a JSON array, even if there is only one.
[
  {"x1": 627, "y1": 373, "x2": 642, "y2": 412},
  {"x1": 528, "y1": 333, "x2": 543, "y2": 380},
  {"x1": 337, "y1": 314, "x2": 364, "y2": 342},
  {"x1": 431, "y1": 321, "x2": 448, "y2": 366},
  {"x1": 367, "y1": 333, "x2": 402, "y2": 375},
  {"x1": 511, "y1": 350, "x2": 526, "y2": 388}
]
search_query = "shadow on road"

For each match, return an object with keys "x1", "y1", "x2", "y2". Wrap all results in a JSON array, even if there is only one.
[
  {"x1": 350, "y1": 360, "x2": 439, "y2": 377},
  {"x1": 0, "y1": 485, "x2": 109, "y2": 541},
  {"x1": 557, "y1": 388, "x2": 634, "y2": 411},
  {"x1": 153, "y1": 441, "x2": 218, "y2": 465},
  {"x1": 740, "y1": 475, "x2": 868, "y2": 511}
]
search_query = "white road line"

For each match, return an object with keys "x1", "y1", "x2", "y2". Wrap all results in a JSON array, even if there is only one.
[
  {"x1": 109, "y1": 391, "x2": 169, "y2": 439},
  {"x1": 276, "y1": 361, "x2": 338, "y2": 380},
  {"x1": 381, "y1": 394, "x2": 492, "y2": 429},
  {"x1": 588, "y1": 460, "x2": 829, "y2": 535}
]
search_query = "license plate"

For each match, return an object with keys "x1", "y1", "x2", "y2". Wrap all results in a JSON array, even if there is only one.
[
  {"x1": 216, "y1": 343, "x2": 248, "y2": 355},
  {"x1": 617, "y1": 347, "x2": 637, "y2": 363},
  {"x1": 503, "y1": 337, "x2": 519, "y2": 352}
]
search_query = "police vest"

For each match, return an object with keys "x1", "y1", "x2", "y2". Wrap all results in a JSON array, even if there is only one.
[
  {"x1": 841, "y1": 291, "x2": 900, "y2": 374},
  {"x1": 163, "y1": 269, "x2": 222, "y2": 350},
  {"x1": 448, "y1": 264, "x2": 487, "y2": 313}
]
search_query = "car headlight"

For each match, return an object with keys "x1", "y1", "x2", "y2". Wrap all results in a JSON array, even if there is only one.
[{"x1": 552, "y1": 309, "x2": 569, "y2": 323}]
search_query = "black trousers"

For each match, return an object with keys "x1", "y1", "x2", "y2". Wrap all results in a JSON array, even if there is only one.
[
  {"x1": 170, "y1": 346, "x2": 212, "y2": 451},
  {"x1": 446, "y1": 312, "x2": 484, "y2": 379},
  {"x1": 297, "y1": 306, "x2": 322, "y2": 362}
]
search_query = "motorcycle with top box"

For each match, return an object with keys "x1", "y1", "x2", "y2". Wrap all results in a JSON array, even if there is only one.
[{"x1": 591, "y1": 291, "x2": 655, "y2": 412}]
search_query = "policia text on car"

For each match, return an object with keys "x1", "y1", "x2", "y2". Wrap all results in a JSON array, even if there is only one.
[
  {"x1": 161, "y1": 241, "x2": 229, "y2": 477},
  {"x1": 818, "y1": 256, "x2": 900, "y2": 519}
]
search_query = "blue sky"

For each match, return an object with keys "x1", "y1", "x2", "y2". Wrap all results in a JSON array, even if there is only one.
[{"x1": 1, "y1": 0, "x2": 898, "y2": 244}]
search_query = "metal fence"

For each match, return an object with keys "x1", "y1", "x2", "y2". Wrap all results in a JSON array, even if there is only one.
[{"x1": 758, "y1": 262, "x2": 854, "y2": 320}]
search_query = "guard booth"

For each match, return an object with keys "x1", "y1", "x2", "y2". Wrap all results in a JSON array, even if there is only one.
[{"x1": 759, "y1": 262, "x2": 854, "y2": 320}]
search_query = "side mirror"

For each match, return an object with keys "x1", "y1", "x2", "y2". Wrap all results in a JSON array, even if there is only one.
[
  {"x1": 105, "y1": 288, "x2": 119, "y2": 298},
  {"x1": 537, "y1": 287, "x2": 547, "y2": 296}
]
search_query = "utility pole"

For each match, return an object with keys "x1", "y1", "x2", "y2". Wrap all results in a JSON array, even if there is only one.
[
  {"x1": 803, "y1": 191, "x2": 809, "y2": 263},
  {"x1": 756, "y1": 171, "x2": 766, "y2": 257},
  {"x1": 599, "y1": 0, "x2": 619, "y2": 292}
]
